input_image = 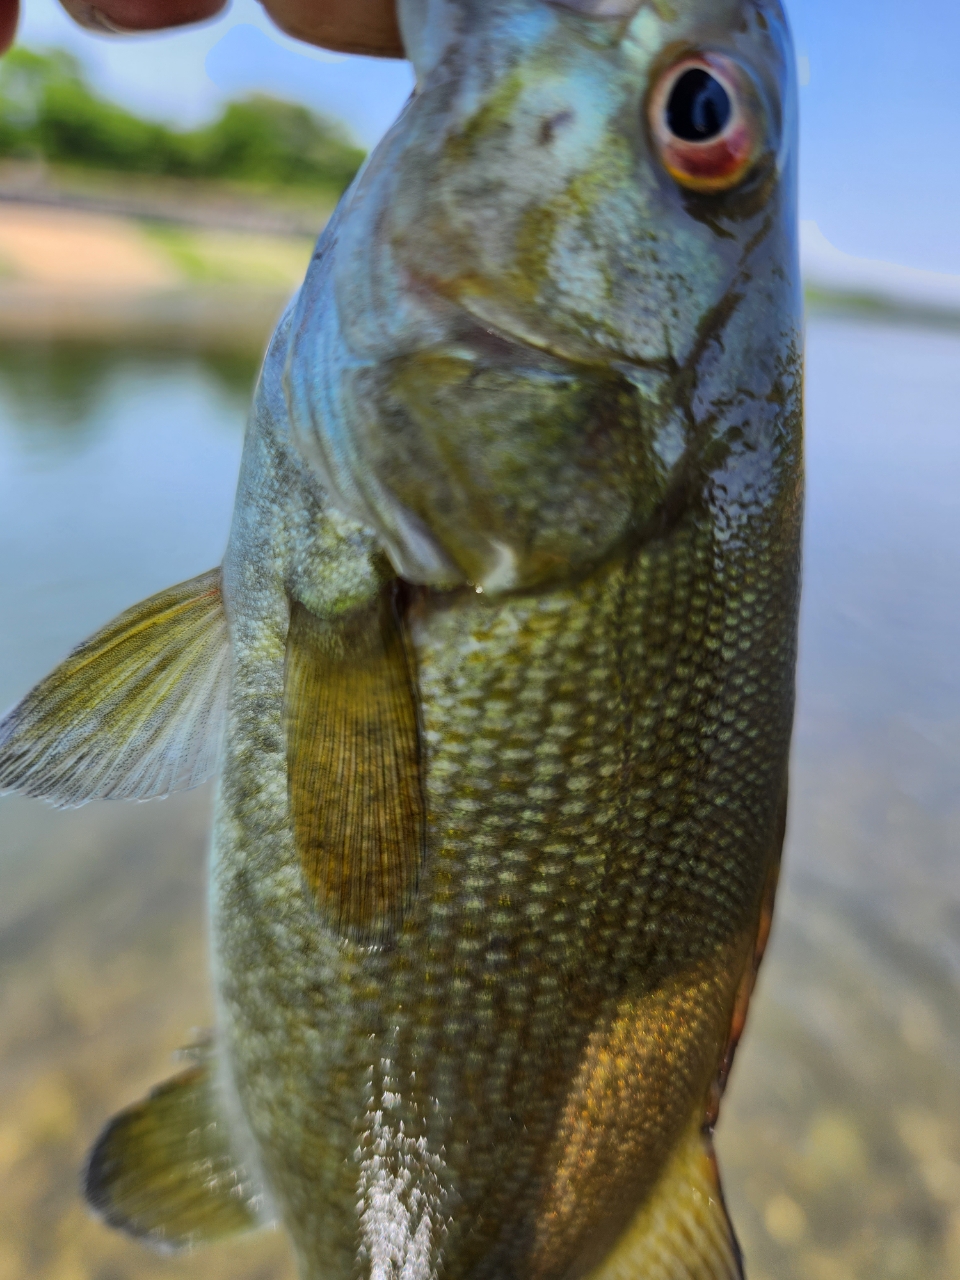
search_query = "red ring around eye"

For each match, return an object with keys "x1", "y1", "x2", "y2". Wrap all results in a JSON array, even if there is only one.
[{"x1": 648, "y1": 53, "x2": 762, "y2": 194}]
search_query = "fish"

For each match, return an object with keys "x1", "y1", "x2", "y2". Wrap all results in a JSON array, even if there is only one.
[{"x1": 0, "y1": 1, "x2": 802, "y2": 1277}]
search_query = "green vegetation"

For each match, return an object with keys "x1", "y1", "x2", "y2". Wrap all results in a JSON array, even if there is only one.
[
  {"x1": 143, "y1": 223, "x2": 314, "y2": 287},
  {"x1": 0, "y1": 47, "x2": 365, "y2": 192}
]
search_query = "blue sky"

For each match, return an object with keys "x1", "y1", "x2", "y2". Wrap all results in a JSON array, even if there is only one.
[{"x1": 14, "y1": 0, "x2": 960, "y2": 274}]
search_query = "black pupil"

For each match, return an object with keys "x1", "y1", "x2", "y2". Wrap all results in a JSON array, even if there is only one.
[{"x1": 666, "y1": 68, "x2": 731, "y2": 142}]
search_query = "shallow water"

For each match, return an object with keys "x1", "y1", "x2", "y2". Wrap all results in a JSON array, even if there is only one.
[{"x1": 0, "y1": 318, "x2": 958, "y2": 1280}]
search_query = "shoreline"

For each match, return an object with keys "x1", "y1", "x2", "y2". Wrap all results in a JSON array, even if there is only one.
[{"x1": 0, "y1": 282, "x2": 293, "y2": 356}]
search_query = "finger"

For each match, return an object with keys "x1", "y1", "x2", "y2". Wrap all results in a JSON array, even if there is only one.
[
  {"x1": 58, "y1": 0, "x2": 226, "y2": 34},
  {"x1": 258, "y1": 0, "x2": 403, "y2": 57},
  {"x1": 0, "y1": 0, "x2": 18, "y2": 53},
  {"x1": 57, "y1": 0, "x2": 404, "y2": 53}
]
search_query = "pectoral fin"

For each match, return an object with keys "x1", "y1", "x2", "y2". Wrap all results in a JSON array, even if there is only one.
[
  {"x1": 0, "y1": 569, "x2": 228, "y2": 806},
  {"x1": 586, "y1": 1120, "x2": 743, "y2": 1280},
  {"x1": 84, "y1": 1056, "x2": 265, "y2": 1252},
  {"x1": 284, "y1": 586, "x2": 425, "y2": 945}
]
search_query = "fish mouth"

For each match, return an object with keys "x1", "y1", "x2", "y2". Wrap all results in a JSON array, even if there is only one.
[{"x1": 403, "y1": 267, "x2": 675, "y2": 378}]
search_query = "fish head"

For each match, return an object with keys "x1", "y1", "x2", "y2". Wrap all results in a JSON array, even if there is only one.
[
  {"x1": 391, "y1": 0, "x2": 797, "y2": 364},
  {"x1": 287, "y1": 0, "x2": 801, "y2": 592}
]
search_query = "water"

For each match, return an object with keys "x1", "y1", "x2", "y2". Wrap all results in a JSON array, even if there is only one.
[
  {"x1": 721, "y1": 320, "x2": 960, "y2": 1280},
  {"x1": 0, "y1": 319, "x2": 958, "y2": 1279}
]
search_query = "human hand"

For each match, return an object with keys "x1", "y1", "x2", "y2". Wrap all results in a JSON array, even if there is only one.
[{"x1": 0, "y1": 0, "x2": 403, "y2": 57}]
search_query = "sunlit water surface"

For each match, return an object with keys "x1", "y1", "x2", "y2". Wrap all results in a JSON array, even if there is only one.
[{"x1": 0, "y1": 319, "x2": 958, "y2": 1280}]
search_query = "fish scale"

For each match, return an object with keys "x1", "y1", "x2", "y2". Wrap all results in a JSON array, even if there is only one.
[
  {"x1": 0, "y1": 1, "x2": 802, "y2": 1275},
  {"x1": 284, "y1": 502, "x2": 780, "y2": 1275}
]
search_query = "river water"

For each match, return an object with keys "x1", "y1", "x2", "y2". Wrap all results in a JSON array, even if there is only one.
[{"x1": 0, "y1": 317, "x2": 958, "y2": 1280}]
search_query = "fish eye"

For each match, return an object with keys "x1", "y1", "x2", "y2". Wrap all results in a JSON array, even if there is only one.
[
  {"x1": 667, "y1": 69, "x2": 730, "y2": 141},
  {"x1": 648, "y1": 54, "x2": 764, "y2": 194}
]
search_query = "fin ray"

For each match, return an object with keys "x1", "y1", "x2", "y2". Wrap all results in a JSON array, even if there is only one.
[
  {"x1": 84, "y1": 1056, "x2": 264, "y2": 1252},
  {"x1": 0, "y1": 568, "x2": 228, "y2": 806},
  {"x1": 284, "y1": 587, "x2": 425, "y2": 945},
  {"x1": 587, "y1": 1120, "x2": 743, "y2": 1280}
]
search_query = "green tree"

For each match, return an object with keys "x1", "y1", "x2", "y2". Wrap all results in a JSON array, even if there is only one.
[
  {"x1": 0, "y1": 47, "x2": 366, "y2": 191},
  {"x1": 192, "y1": 97, "x2": 365, "y2": 188}
]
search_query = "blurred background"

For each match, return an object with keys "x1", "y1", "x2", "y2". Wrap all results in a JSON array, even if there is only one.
[{"x1": 0, "y1": 3, "x2": 959, "y2": 1279}]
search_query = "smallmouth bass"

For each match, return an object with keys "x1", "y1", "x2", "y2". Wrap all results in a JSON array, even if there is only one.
[{"x1": 0, "y1": 2, "x2": 802, "y2": 1277}]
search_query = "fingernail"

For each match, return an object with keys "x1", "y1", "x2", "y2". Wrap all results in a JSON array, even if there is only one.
[{"x1": 58, "y1": 0, "x2": 140, "y2": 33}]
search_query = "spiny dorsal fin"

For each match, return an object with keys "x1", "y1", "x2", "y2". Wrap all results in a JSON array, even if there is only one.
[
  {"x1": 284, "y1": 586, "x2": 425, "y2": 946},
  {"x1": 0, "y1": 568, "x2": 228, "y2": 807},
  {"x1": 586, "y1": 1120, "x2": 743, "y2": 1280},
  {"x1": 84, "y1": 1055, "x2": 266, "y2": 1253}
]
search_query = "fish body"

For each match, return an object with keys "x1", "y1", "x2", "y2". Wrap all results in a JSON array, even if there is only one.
[{"x1": 0, "y1": 2, "x2": 802, "y2": 1277}]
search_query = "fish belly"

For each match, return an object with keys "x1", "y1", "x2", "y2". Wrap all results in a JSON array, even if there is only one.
[{"x1": 211, "y1": 502, "x2": 797, "y2": 1280}]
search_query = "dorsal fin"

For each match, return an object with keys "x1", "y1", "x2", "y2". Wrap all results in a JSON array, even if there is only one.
[
  {"x1": 284, "y1": 585, "x2": 425, "y2": 945},
  {"x1": 0, "y1": 569, "x2": 228, "y2": 807},
  {"x1": 585, "y1": 1119, "x2": 743, "y2": 1280},
  {"x1": 84, "y1": 1053, "x2": 266, "y2": 1253}
]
